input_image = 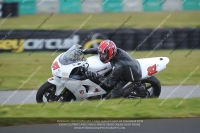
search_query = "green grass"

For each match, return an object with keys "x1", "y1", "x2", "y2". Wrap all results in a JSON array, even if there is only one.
[
  {"x1": 0, "y1": 98, "x2": 200, "y2": 126},
  {"x1": 0, "y1": 11, "x2": 199, "y2": 30},
  {"x1": 0, "y1": 50, "x2": 199, "y2": 90}
]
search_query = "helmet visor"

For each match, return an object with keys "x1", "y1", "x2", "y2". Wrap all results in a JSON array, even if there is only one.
[
  {"x1": 100, "y1": 52, "x2": 107, "y2": 58},
  {"x1": 98, "y1": 51, "x2": 109, "y2": 63}
]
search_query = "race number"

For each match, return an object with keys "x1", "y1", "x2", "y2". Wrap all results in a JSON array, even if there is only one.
[
  {"x1": 79, "y1": 90, "x2": 84, "y2": 95},
  {"x1": 147, "y1": 64, "x2": 157, "y2": 76},
  {"x1": 52, "y1": 61, "x2": 60, "y2": 70}
]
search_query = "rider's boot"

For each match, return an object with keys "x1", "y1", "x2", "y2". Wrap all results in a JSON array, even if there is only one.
[{"x1": 123, "y1": 82, "x2": 145, "y2": 98}]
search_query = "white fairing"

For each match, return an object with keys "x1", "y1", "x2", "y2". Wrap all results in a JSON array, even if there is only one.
[
  {"x1": 47, "y1": 45, "x2": 170, "y2": 101},
  {"x1": 137, "y1": 57, "x2": 170, "y2": 79},
  {"x1": 87, "y1": 56, "x2": 112, "y2": 75},
  {"x1": 51, "y1": 53, "x2": 86, "y2": 78},
  {"x1": 48, "y1": 76, "x2": 107, "y2": 100},
  {"x1": 49, "y1": 53, "x2": 108, "y2": 100}
]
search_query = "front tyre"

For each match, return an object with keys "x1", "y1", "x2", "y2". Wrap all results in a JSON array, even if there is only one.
[
  {"x1": 141, "y1": 76, "x2": 161, "y2": 98},
  {"x1": 36, "y1": 82, "x2": 56, "y2": 103},
  {"x1": 36, "y1": 82, "x2": 76, "y2": 103}
]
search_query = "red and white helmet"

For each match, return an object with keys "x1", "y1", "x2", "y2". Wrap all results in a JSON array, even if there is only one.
[{"x1": 98, "y1": 40, "x2": 117, "y2": 63}]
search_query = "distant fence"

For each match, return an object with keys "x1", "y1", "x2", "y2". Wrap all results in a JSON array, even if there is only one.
[
  {"x1": 0, "y1": 28, "x2": 199, "y2": 52},
  {"x1": 0, "y1": 0, "x2": 200, "y2": 16}
]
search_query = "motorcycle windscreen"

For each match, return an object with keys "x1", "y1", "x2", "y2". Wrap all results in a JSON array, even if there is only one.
[{"x1": 59, "y1": 45, "x2": 84, "y2": 65}]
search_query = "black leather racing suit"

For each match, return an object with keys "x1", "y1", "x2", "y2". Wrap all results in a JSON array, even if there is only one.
[{"x1": 83, "y1": 48, "x2": 142, "y2": 98}]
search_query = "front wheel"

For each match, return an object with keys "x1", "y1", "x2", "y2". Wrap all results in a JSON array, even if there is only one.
[{"x1": 36, "y1": 81, "x2": 74, "y2": 103}]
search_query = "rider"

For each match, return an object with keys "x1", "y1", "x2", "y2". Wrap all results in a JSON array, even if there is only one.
[{"x1": 82, "y1": 40, "x2": 145, "y2": 98}]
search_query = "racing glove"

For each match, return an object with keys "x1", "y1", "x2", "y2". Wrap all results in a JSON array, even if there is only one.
[{"x1": 86, "y1": 71, "x2": 98, "y2": 80}]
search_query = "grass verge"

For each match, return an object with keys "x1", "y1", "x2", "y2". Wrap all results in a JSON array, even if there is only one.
[
  {"x1": 0, "y1": 11, "x2": 199, "y2": 30},
  {"x1": 0, "y1": 98, "x2": 200, "y2": 126}
]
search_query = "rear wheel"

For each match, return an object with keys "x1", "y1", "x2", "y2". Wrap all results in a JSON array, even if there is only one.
[
  {"x1": 141, "y1": 76, "x2": 161, "y2": 98},
  {"x1": 127, "y1": 76, "x2": 161, "y2": 98}
]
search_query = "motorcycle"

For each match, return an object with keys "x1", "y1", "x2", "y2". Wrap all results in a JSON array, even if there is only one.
[{"x1": 36, "y1": 44, "x2": 170, "y2": 103}]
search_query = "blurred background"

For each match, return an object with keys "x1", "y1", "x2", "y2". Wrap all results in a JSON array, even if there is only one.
[
  {"x1": 0, "y1": 0, "x2": 200, "y2": 51},
  {"x1": 0, "y1": 0, "x2": 199, "y2": 90}
]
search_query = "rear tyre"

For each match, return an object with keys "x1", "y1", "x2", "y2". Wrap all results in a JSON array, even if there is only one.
[{"x1": 141, "y1": 76, "x2": 161, "y2": 98}]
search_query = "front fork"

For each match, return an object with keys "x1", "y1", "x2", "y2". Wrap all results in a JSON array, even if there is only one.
[{"x1": 48, "y1": 77, "x2": 68, "y2": 96}]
